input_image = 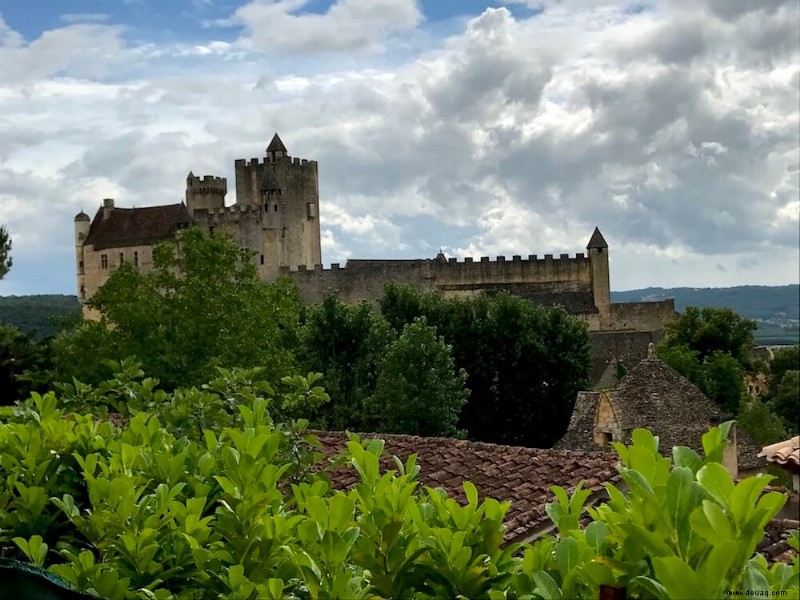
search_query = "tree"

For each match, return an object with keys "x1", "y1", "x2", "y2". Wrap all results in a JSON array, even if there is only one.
[
  {"x1": 369, "y1": 318, "x2": 468, "y2": 437},
  {"x1": 661, "y1": 306, "x2": 757, "y2": 368},
  {"x1": 380, "y1": 284, "x2": 591, "y2": 447},
  {"x1": 0, "y1": 325, "x2": 52, "y2": 405},
  {"x1": 51, "y1": 228, "x2": 302, "y2": 389},
  {"x1": 657, "y1": 306, "x2": 757, "y2": 412},
  {"x1": 298, "y1": 293, "x2": 394, "y2": 430},
  {"x1": 770, "y1": 369, "x2": 799, "y2": 435},
  {"x1": 0, "y1": 225, "x2": 11, "y2": 279}
]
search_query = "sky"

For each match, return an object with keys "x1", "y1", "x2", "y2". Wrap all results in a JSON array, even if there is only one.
[{"x1": 0, "y1": 0, "x2": 798, "y2": 296}]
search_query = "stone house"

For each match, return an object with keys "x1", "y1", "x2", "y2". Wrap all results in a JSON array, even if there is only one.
[{"x1": 556, "y1": 344, "x2": 766, "y2": 477}]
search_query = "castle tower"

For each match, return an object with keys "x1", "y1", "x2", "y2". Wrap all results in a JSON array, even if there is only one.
[
  {"x1": 587, "y1": 227, "x2": 610, "y2": 328},
  {"x1": 74, "y1": 210, "x2": 90, "y2": 302},
  {"x1": 233, "y1": 133, "x2": 321, "y2": 277},
  {"x1": 185, "y1": 172, "x2": 227, "y2": 216}
]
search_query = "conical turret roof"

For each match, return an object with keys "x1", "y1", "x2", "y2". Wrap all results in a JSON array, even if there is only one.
[
  {"x1": 267, "y1": 133, "x2": 287, "y2": 153},
  {"x1": 74, "y1": 210, "x2": 90, "y2": 222},
  {"x1": 586, "y1": 227, "x2": 608, "y2": 249}
]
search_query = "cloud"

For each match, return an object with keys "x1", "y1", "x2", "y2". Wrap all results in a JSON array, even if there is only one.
[
  {"x1": 0, "y1": 0, "x2": 798, "y2": 295},
  {"x1": 225, "y1": 0, "x2": 422, "y2": 53},
  {"x1": 59, "y1": 13, "x2": 111, "y2": 24}
]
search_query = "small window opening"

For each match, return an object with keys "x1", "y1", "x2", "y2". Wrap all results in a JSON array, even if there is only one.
[
  {"x1": 101, "y1": 254, "x2": 108, "y2": 269},
  {"x1": 80, "y1": 285, "x2": 86, "y2": 300},
  {"x1": 78, "y1": 260, "x2": 84, "y2": 273},
  {"x1": 598, "y1": 247, "x2": 604, "y2": 253},
  {"x1": 119, "y1": 252, "x2": 124, "y2": 265},
  {"x1": 134, "y1": 251, "x2": 139, "y2": 268},
  {"x1": 273, "y1": 205, "x2": 278, "y2": 212},
  {"x1": 260, "y1": 254, "x2": 265, "y2": 265}
]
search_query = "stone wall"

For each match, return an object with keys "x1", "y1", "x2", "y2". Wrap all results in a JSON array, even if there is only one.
[
  {"x1": 593, "y1": 393, "x2": 622, "y2": 445},
  {"x1": 607, "y1": 300, "x2": 677, "y2": 331},
  {"x1": 588, "y1": 330, "x2": 665, "y2": 384},
  {"x1": 283, "y1": 253, "x2": 596, "y2": 309}
]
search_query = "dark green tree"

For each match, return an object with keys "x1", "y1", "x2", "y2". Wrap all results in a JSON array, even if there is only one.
[
  {"x1": 769, "y1": 369, "x2": 799, "y2": 435},
  {"x1": 51, "y1": 229, "x2": 302, "y2": 389},
  {"x1": 661, "y1": 306, "x2": 757, "y2": 368},
  {"x1": 0, "y1": 225, "x2": 11, "y2": 279},
  {"x1": 369, "y1": 318, "x2": 468, "y2": 437},
  {"x1": 0, "y1": 325, "x2": 52, "y2": 404},
  {"x1": 381, "y1": 284, "x2": 591, "y2": 447},
  {"x1": 658, "y1": 306, "x2": 757, "y2": 413},
  {"x1": 298, "y1": 293, "x2": 395, "y2": 430}
]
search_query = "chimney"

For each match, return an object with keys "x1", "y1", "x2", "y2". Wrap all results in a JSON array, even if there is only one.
[{"x1": 102, "y1": 198, "x2": 114, "y2": 219}]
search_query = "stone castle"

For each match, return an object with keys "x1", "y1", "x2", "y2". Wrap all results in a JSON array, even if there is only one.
[{"x1": 74, "y1": 134, "x2": 676, "y2": 381}]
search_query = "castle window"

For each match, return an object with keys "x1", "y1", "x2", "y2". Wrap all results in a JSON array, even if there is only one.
[
  {"x1": 209, "y1": 226, "x2": 215, "y2": 238},
  {"x1": 260, "y1": 254, "x2": 265, "y2": 265},
  {"x1": 597, "y1": 248, "x2": 604, "y2": 253},
  {"x1": 274, "y1": 205, "x2": 278, "y2": 212},
  {"x1": 119, "y1": 252, "x2": 124, "y2": 265},
  {"x1": 306, "y1": 202, "x2": 316, "y2": 219},
  {"x1": 134, "y1": 251, "x2": 139, "y2": 268},
  {"x1": 80, "y1": 285, "x2": 86, "y2": 300},
  {"x1": 78, "y1": 260, "x2": 84, "y2": 274},
  {"x1": 78, "y1": 233, "x2": 85, "y2": 241},
  {"x1": 101, "y1": 254, "x2": 108, "y2": 269}
]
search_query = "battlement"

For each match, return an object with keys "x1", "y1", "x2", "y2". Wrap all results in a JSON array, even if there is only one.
[
  {"x1": 187, "y1": 174, "x2": 227, "y2": 193},
  {"x1": 234, "y1": 155, "x2": 318, "y2": 169}
]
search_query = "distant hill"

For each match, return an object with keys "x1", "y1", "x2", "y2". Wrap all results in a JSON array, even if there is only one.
[
  {"x1": 612, "y1": 285, "x2": 800, "y2": 345},
  {"x1": 0, "y1": 295, "x2": 81, "y2": 339}
]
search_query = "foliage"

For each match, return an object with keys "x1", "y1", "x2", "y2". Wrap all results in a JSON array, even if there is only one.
[
  {"x1": 50, "y1": 229, "x2": 302, "y2": 389},
  {"x1": 510, "y1": 424, "x2": 800, "y2": 599},
  {"x1": 0, "y1": 325, "x2": 53, "y2": 406},
  {"x1": 657, "y1": 306, "x2": 755, "y2": 414},
  {"x1": 0, "y1": 295, "x2": 82, "y2": 340},
  {"x1": 661, "y1": 306, "x2": 757, "y2": 369},
  {"x1": 764, "y1": 346, "x2": 800, "y2": 435},
  {"x1": 2, "y1": 369, "x2": 797, "y2": 599},
  {"x1": 380, "y1": 284, "x2": 590, "y2": 447},
  {"x1": 297, "y1": 294, "x2": 395, "y2": 430},
  {"x1": 0, "y1": 224, "x2": 11, "y2": 279},
  {"x1": 738, "y1": 397, "x2": 789, "y2": 447},
  {"x1": 369, "y1": 318, "x2": 468, "y2": 437}
]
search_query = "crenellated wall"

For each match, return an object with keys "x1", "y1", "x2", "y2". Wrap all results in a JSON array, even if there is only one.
[{"x1": 280, "y1": 252, "x2": 597, "y2": 312}]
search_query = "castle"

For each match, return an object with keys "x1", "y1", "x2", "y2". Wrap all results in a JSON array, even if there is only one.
[{"x1": 74, "y1": 134, "x2": 676, "y2": 381}]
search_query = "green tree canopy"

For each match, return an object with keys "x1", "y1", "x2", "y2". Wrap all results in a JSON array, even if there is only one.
[
  {"x1": 661, "y1": 306, "x2": 757, "y2": 368},
  {"x1": 51, "y1": 228, "x2": 302, "y2": 388},
  {"x1": 380, "y1": 284, "x2": 591, "y2": 448},
  {"x1": 297, "y1": 294, "x2": 394, "y2": 430},
  {"x1": 369, "y1": 318, "x2": 468, "y2": 437}
]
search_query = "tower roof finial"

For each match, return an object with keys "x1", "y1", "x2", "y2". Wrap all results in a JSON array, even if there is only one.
[
  {"x1": 267, "y1": 133, "x2": 287, "y2": 154},
  {"x1": 586, "y1": 226, "x2": 608, "y2": 250}
]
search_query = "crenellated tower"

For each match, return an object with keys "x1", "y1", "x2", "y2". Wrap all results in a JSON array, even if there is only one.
[
  {"x1": 231, "y1": 133, "x2": 321, "y2": 276},
  {"x1": 185, "y1": 172, "x2": 227, "y2": 215}
]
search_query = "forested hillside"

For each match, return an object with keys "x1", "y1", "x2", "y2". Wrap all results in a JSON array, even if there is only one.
[
  {"x1": 612, "y1": 285, "x2": 800, "y2": 345},
  {"x1": 0, "y1": 294, "x2": 80, "y2": 338}
]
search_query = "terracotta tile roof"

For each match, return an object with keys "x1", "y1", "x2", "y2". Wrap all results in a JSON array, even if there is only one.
[
  {"x1": 556, "y1": 354, "x2": 766, "y2": 470},
  {"x1": 84, "y1": 203, "x2": 192, "y2": 250},
  {"x1": 759, "y1": 436, "x2": 800, "y2": 471},
  {"x1": 314, "y1": 431, "x2": 620, "y2": 544}
]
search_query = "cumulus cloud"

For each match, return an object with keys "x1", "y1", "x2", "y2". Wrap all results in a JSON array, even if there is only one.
[{"x1": 224, "y1": 0, "x2": 422, "y2": 53}]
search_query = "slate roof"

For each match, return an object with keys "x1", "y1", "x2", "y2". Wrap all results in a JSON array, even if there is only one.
[
  {"x1": 586, "y1": 227, "x2": 608, "y2": 249},
  {"x1": 556, "y1": 352, "x2": 766, "y2": 470},
  {"x1": 267, "y1": 133, "x2": 287, "y2": 153},
  {"x1": 314, "y1": 432, "x2": 621, "y2": 544},
  {"x1": 759, "y1": 436, "x2": 800, "y2": 471},
  {"x1": 84, "y1": 203, "x2": 192, "y2": 251}
]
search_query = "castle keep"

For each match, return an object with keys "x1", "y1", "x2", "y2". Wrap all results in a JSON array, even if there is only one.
[{"x1": 74, "y1": 134, "x2": 676, "y2": 379}]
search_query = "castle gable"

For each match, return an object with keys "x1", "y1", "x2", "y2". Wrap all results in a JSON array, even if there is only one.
[{"x1": 84, "y1": 203, "x2": 192, "y2": 251}]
